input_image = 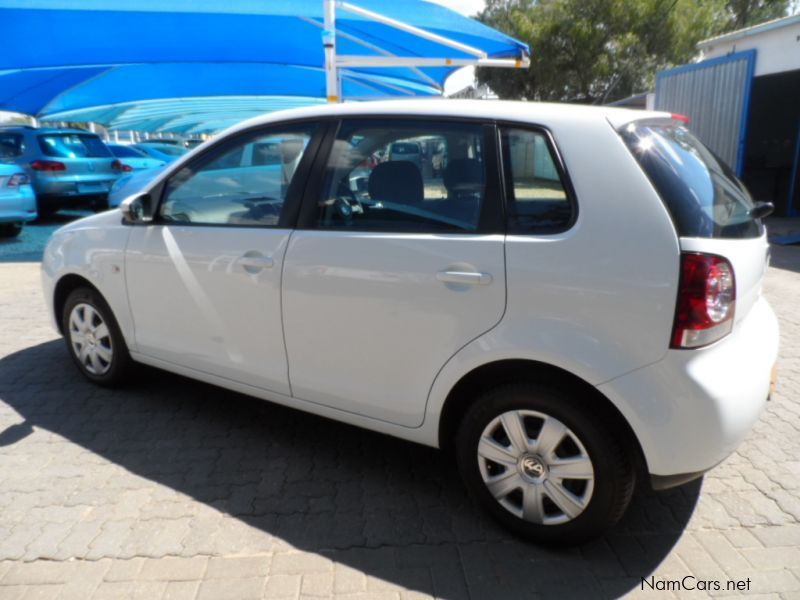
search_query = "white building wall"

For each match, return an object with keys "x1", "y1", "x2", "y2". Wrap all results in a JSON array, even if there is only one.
[{"x1": 699, "y1": 18, "x2": 800, "y2": 77}]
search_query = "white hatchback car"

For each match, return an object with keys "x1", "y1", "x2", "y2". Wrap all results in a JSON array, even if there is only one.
[{"x1": 42, "y1": 100, "x2": 779, "y2": 545}]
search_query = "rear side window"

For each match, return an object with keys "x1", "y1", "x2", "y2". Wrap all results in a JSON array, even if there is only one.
[
  {"x1": 38, "y1": 134, "x2": 112, "y2": 158},
  {"x1": 500, "y1": 127, "x2": 573, "y2": 234},
  {"x1": 315, "y1": 119, "x2": 486, "y2": 233},
  {"x1": 620, "y1": 123, "x2": 762, "y2": 239},
  {"x1": 0, "y1": 133, "x2": 24, "y2": 159}
]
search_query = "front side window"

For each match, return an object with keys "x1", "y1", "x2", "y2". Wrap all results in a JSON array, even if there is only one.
[
  {"x1": 159, "y1": 125, "x2": 315, "y2": 226},
  {"x1": 38, "y1": 134, "x2": 111, "y2": 158},
  {"x1": 620, "y1": 122, "x2": 762, "y2": 239},
  {"x1": 315, "y1": 120, "x2": 486, "y2": 233},
  {"x1": 501, "y1": 127, "x2": 572, "y2": 233}
]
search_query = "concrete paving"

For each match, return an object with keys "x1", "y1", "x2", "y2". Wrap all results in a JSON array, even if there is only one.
[{"x1": 0, "y1": 234, "x2": 798, "y2": 599}]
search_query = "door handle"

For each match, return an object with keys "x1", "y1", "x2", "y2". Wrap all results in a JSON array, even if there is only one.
[
  {"x1": 436, "y1": 270, "x2": 492, "y2": 285},
  {"x1": 237, "y1": 254, "x2": 274, "y2": 273}
]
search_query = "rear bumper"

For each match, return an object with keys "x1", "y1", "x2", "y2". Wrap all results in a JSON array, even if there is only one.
[
  {"x1": 598, "y1": 296, "x2": 779, "y2": 477},
  {"x1": 33, "y1": 175, "x2": 116, "y2": 199},
  {"x1": 0, "y1": 186, "x2": 37, "y2": 223}
]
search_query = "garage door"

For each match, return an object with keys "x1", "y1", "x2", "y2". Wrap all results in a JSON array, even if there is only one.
[{"x1": 655, "y1": 49, "x2": 756, "y2": 175}]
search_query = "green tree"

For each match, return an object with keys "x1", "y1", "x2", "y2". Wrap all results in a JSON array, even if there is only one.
[
  {"x1": 476, "y1": 0, "x2": 790, "y2": 103},
  {"x1": 724, "y1": 0, "x2": 790, "y2": 28}
]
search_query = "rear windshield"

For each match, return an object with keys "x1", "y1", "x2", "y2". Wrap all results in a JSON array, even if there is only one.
[
  {"x1": 38, "y1": 134, "x2": 112, "y2": 159},
  {"x1": 110, "y1": 145, "x2": 146, "y2": 158},
  {"x1": 0, "y1": 133, "x2": 24, "y2": 159},
  {"x1": 620, "y1": 122, "x2": 762, "y2": 239}
]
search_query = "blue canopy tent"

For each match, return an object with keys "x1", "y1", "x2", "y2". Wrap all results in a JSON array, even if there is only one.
[{"x1": 0, "y1": 0, "x2": 529, "y2": 134}]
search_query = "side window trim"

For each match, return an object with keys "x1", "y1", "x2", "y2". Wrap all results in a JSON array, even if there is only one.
[
  {"x1": 296, "y1": 116, "x2": 504, "y2": 235},
  {"x1": 497, "y1": 122, "x2": 579, "y2": 235},
  {"x1": 152, "y1": 120, "x2": 326, "y2": 229}
]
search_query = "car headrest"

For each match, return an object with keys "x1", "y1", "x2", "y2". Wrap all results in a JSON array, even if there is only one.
[
  {"x1": 443, "y1": 158, "x2": 484, "y2": 193},
  {"x1": 368, "y1": 161, "x2": 423, "y2": 204}
]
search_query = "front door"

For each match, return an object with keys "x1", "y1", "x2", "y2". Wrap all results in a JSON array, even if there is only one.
[
  {"x1": 125, "y1": 123, "x2": 320, "y2": 395},
  {"x1": 282, "y1": 118, "x2": 506, "y2": 427}
]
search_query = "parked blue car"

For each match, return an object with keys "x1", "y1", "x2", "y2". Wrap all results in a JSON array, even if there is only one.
[{"x1": 0, "y1": 125, "x2": 123, "y2": 215}]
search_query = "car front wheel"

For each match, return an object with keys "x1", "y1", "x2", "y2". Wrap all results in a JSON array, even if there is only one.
[
  {"x1": 62, "y1": 287, "x2": 133, "y2": 386},
  {"x1": 456, "y1": 383, "x2": 635, "y2": 545}
]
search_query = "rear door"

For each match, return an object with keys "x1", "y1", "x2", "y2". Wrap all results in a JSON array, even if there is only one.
[{"x1": 281, "y1": 118, "x2": 506, "y2": 427}]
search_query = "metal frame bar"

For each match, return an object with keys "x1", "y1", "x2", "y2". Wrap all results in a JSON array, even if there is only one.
[
  {"x1": 338, "y1": 1, "x2": 486, "y2": 58},
  {"x1": 337, "y1": 56, "x2": 527, "y2": 68},
  {"x1": 323, "y1": 0, "x2": 528, "y2": 103}
]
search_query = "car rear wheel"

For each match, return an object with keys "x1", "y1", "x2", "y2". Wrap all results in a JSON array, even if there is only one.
[
  {"x1": 0, "y1": 223, "x2": 22, "y2": 238},
  {"x1": 62, "y1": 287, "x2": 133, "y2": 386},
  {"x1": 456, "y1": 383, "x2": 635, "y2": 545}
]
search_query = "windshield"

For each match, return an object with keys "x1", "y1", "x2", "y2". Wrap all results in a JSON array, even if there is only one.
[
  {"x1": 38, "y1": 133, "x2": 112, "y2": 158},
  {"x1": 620, "y1": 122, "x2": 762, "y2": 239}
]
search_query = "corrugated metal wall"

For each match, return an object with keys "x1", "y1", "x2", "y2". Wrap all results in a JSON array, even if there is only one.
[{"x1": 655, "y1": 50, "x2": 756, "y2": 175}]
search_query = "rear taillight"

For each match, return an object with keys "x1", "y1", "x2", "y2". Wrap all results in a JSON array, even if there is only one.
[
  {"x1": 671, "y1": 253, "x2": 736, "y2": 349},
  {"x1": 111, "y1": 160, "x2": 132, "y2": 172},
  {"x1": 30, "y1": 160, "x2": 66, "y2": 171},
  {"x1": 7, "y1": 173, "x2": 30, "y2": 187}
]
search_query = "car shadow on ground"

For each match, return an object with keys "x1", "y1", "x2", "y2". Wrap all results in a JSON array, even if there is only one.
[{"x1": 0, "y1": 339, "x2": 701, "y2": 599}]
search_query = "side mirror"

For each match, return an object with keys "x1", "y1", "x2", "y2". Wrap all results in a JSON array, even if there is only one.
[{"x1": 120, "y1": 193, "x2": 154, "y2": 224}]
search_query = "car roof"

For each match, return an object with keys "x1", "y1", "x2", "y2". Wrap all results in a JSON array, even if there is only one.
[{"x1": 222, "y1": 99, "x2": 669, "y2": 137}]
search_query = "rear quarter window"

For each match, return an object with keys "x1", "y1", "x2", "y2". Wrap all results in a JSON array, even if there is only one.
[
  {"x1": 500, "y1": 127, "x2": 574, "y2": 234},
  {"x1": 620, "y1": 122, "x2": 762, "y2": 239}
]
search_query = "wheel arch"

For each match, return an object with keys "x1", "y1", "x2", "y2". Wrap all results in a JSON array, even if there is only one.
[
  {"x1": 53, "y1": 274, "x2": 103, "y2": 335},
  {"x1": 437, "y1": 359, "x2": 648, "y2": 475}
]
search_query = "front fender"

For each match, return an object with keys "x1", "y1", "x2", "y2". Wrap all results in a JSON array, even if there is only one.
[{"x1": 41, "y1": 211, "x2": 135, "y2": 349}]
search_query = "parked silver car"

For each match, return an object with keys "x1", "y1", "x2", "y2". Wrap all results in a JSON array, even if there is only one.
[
  {"x1": 0, "y1": 163, "x2": 36, "y2": 237},
  {"x1": 0, "y1": 126, "x2": 123, "y2": 215}
]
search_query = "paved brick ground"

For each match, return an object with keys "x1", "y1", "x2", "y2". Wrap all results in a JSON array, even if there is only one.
[{"x1": 0, "y1": 242, "x2": 799, "y2": 599}]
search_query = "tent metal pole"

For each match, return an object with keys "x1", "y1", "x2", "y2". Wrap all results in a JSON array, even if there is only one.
[
  {"x1": 323, "y1": 0, "x2": 340, "y2": 102},
  {"x1": 338, "y1": 1, "x2": 486, "y2": 58},
  {"x1": 337, "y1": 56, "x2": 528, "y2": 68}
]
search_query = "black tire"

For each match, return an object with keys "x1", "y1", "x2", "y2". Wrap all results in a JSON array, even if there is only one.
[
  {"x1": 91, "y1": 195, "x2": 109, "y2": 212},
  {"x1": 36, "y1": 202, "x2": 58, "y2": 219},
  {"x1": 61, "y1": 287, "x2": 133, "y2": 386},
  {"x1": 456, "y1": 383, "x2": 635, "y2": 546},
  {"x1": 0, "y1": 223, "x2": 22, "y2": 238}
]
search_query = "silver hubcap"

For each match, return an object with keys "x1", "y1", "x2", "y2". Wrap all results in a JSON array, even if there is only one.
[
  {"x1": 477, "y1": 410, "x2": 594, "y2": 525},
  {"x1": 68, "y1": 303, "x2": 113, "y2": 375}
]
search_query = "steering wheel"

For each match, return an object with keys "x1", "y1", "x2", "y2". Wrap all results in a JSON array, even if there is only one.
[{"x1": 333, "y1": 180, "x2": 363, "y2": 225}]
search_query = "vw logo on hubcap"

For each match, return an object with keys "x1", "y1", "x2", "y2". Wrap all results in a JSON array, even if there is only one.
[{"x1": 520, "y1": 455, "x2": 546, "y2": 480}]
